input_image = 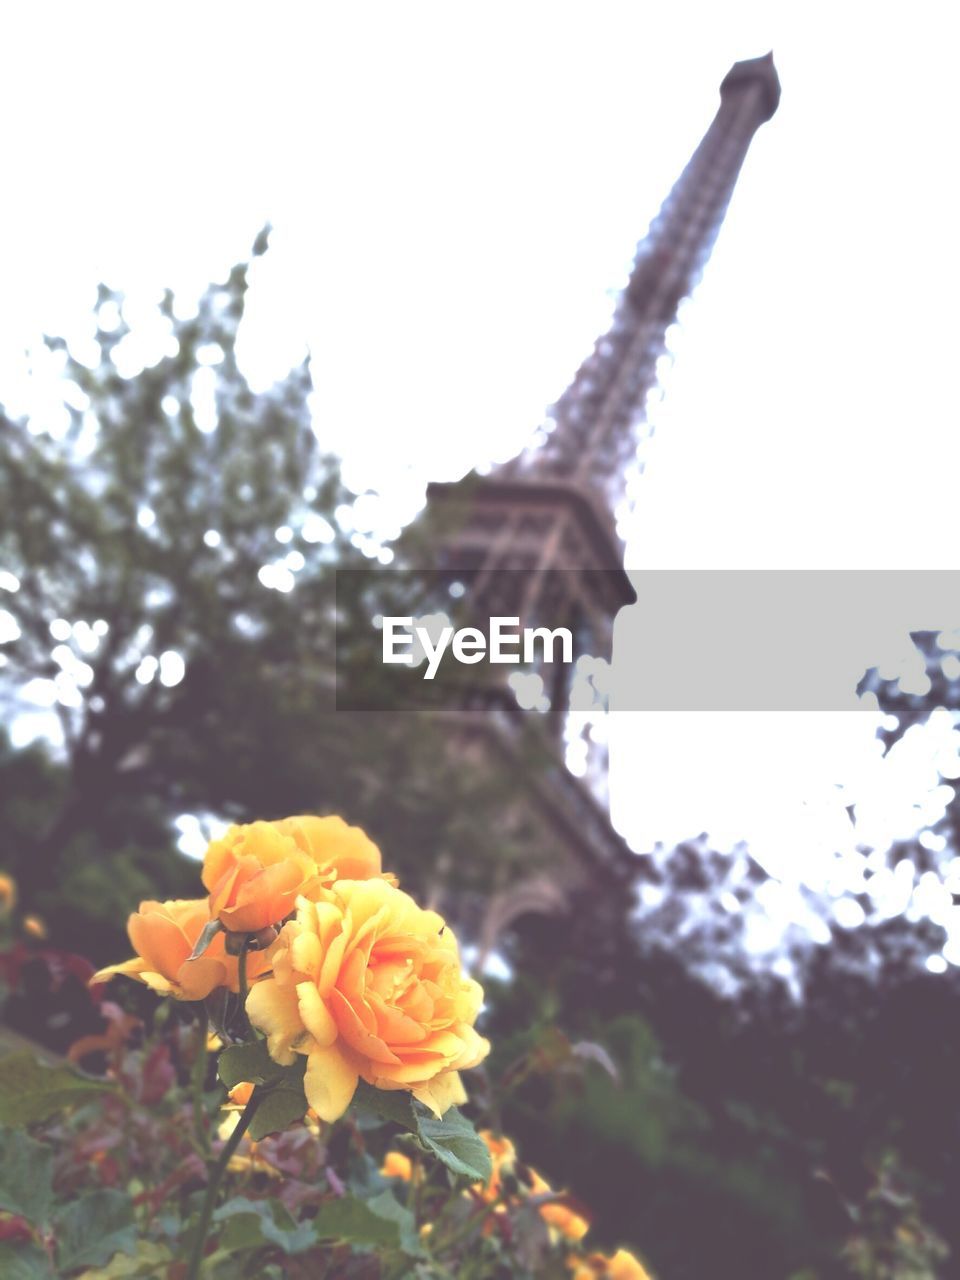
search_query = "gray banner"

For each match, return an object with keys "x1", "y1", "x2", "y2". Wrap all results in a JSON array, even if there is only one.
[{"x1": 334, "y1": 569, "x2": 960, "y2": 712}]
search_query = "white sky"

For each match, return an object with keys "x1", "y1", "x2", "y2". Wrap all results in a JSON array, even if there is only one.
[{"x1": 3, "y1": 3, "x2": 960, "y2": 958}]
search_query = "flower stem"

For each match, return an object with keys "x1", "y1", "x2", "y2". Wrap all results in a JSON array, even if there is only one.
[
  {"x1": 191, "y1": 1004, "x2": 209, "y2": 1153},
  {"x1": 184, "y1": 1090, "x2": 262, "y2": 1280},
  {"x1": 238, "y1": 940, "x2": 250, "y2": 1010}
]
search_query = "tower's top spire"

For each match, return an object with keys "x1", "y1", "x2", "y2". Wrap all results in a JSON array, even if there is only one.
[
  {"x1": 720, "y1": 51, "x2": 781, "y2": 121},
  {"x1": 499, "y1": 54, "x2": 781, "y2": 531}
]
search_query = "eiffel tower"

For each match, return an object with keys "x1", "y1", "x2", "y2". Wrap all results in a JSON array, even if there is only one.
[{"x1": 424, "y1": 54, "x2": 781, "y2": 935}]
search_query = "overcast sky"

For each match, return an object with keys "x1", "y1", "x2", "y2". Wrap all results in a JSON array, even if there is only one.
[{"x1": 3, "y1": 3, "x2": 959, "y2": 956}]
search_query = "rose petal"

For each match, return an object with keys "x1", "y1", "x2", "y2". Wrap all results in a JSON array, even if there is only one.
[
  {"x1": 411, "y1": 1069, "x2": 467, "y2": 1117},
  {"x1": 246, "y1": 978, "x2": 305, "y2": 1065},
  {"x1": 296, "y1": 982, "x2": 338, "y2": 1048},
  {"x1": 128, "y1": 905, "x2": 191, "y2": 977},
  {"x1": 90, "y1": 957, "x2": 148, "y2": 986},
  {"x1": 330, "y1": 988, "x2": 401, "y2": 1064},
  {"x1": 176, "y1": 955, "x2": 228, "y2": 1001},
  {"x1": 304, "y1": 1044, "x2": 360, "y2": 1122}
]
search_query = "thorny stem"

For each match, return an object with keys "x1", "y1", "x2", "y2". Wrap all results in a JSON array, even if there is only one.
[
  {"x1": 183, "y1": 1089, "x2": 263, "y2": 1280},
  {"x1": 238, "y1": 941, "x2": 250, "y2": 1011},
  {"x1": 191, "y1": 1004, "x2": 210, "y2": 1153}
]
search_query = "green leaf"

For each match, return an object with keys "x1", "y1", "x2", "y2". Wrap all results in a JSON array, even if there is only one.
[
  {"x1": 214, "y1": 1198, "x2": 315, "y2": 1256},
  {"x1": 240, "y1": 1203, "x2": 316, "y2": 1254},
  {"x1": 351, "y1": 1080, "x2": 417, "y2": 1129},
  {"x1": 217, "y1": 1042, "x2": 308, "y2": 1138},
  {"x1": 0, "y1": 1243, "x2": 55, "y2": 1280},
  {"x1": 414, "y1": 1106, "x2": 492, "y2": 1182},
  {"x1": 247, "y1": 1083, "x2": 308, "y2": 1141},
  {"x1": 212, "y1": 1210, "x2": 265, "y2": 1255},
  {"x1": 76, "y1": 1241, "x2": 173, "y2": 1278},
  {"x1": 52, "y1": 1190, "x2": 137, "y2": 1272},
  {"x1": 218, "y1": 1040, "x2": 294, "y2": 1090},
  {"x1": 363, "y1": 1190, "x2": 423, "y2": 1257},
  {"x1": 312, "y1": 1194, "x2": 406, "y2": 1249},
  {"x1": 0, "y1": 1054, "x2": 113, "y2": 1127},
  {"x1": 0, "y1": 1130, "x2": 54, "y2": 1227},
  {"x1": 349, "y1": 1082, "x2": 491, "y2": 1183}
]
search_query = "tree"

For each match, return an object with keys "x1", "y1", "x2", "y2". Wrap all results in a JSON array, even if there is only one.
[{"x1": 0, "y1": 232, "x2": 535, "y2": 962}]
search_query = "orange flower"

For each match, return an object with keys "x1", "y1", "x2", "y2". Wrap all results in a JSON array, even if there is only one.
[
  {"x1": 475, "y1": 1130, "x2": 516, "y2": 1203},
  {"x1": 380, "y1": 1151, "x2": 415, "y2": 1181},
  {"x1": 91, "y1": 899, "x2": 256, "y2": 1000},
  {"x1": 481, "y1": 1131, "x2": 516, "y2": 1164},
  {"x1": 23, "y1": 914, "x2": 47, "y2": 939},
  {"x1": 571, "y1": 1249, "x2": 653, "y2": 1279},
  {"x1": 0, "y1": 872, "x2": 16, "y2": 914},
  {"x1": 276, "y1": 815, "x2": 385, "y2": 882},
  {"x1": 202, "y1": 815, "x2": 385, "y2": 935},
  {"x1": 529, "y1": 1167, "x2": 590, "y2": 1241},
  {"x1": 470, "y1": 1134, "x2": 590, "y2": 1242},
  {"x1": 246, "y1": 881, "x2": 489, "y2": 1122}
]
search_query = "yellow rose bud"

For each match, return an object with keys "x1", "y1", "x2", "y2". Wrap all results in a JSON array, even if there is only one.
[
  {"x1": 202, "y1": 815, "x2": 385, "y2": 935},
  {"x1": 91, "y1": 899, "x2": 261, "y2": 1001},
  {"x1": 529, "y1": 1167, "x2": 590, "y2": 1241},
  {"x1": 380, "y1": 1151, "x2": 414, "y2": 1181},
  {"x1": 246, "y1": 881, "x2": 489, "y2": 1123},
  {"x1": 571, "y1": 1249, "x2": 652, "y2": 1279}
]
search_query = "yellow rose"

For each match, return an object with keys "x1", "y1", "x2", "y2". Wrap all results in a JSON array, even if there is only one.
[
  {"x1": 202, "y1": 815, "x2": 384, "y2": 935},
  {"x1": 571, "y1": 1249, "x2": 652, "y2": 1280},
  {"x1": 246, "y1": 881, "x2": 489, "y2": 1122},
  {"x1": 91, "y1": 899, "x2": 257, "y2": 1000}
]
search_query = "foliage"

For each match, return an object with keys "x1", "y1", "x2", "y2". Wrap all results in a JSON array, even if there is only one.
[
  {"x1": 0, "y1": 1015, "x2": 647, "y2": 1278},
  {"x1": 0, "y1": 236, "x2": 552, "y2": 968},
  {"x1": 0, "y1": 1053, "x2": 112, "y2": 1127}
]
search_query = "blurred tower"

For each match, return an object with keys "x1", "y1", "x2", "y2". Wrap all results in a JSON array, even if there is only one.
[{"x1": 425, "y1": 55, "x2": 780, "y2": 910}]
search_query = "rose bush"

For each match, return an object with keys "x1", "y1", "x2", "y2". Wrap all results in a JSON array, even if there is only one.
[{"x1": 0, "y1": 821, "x2": 657, "y2": 1279}]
